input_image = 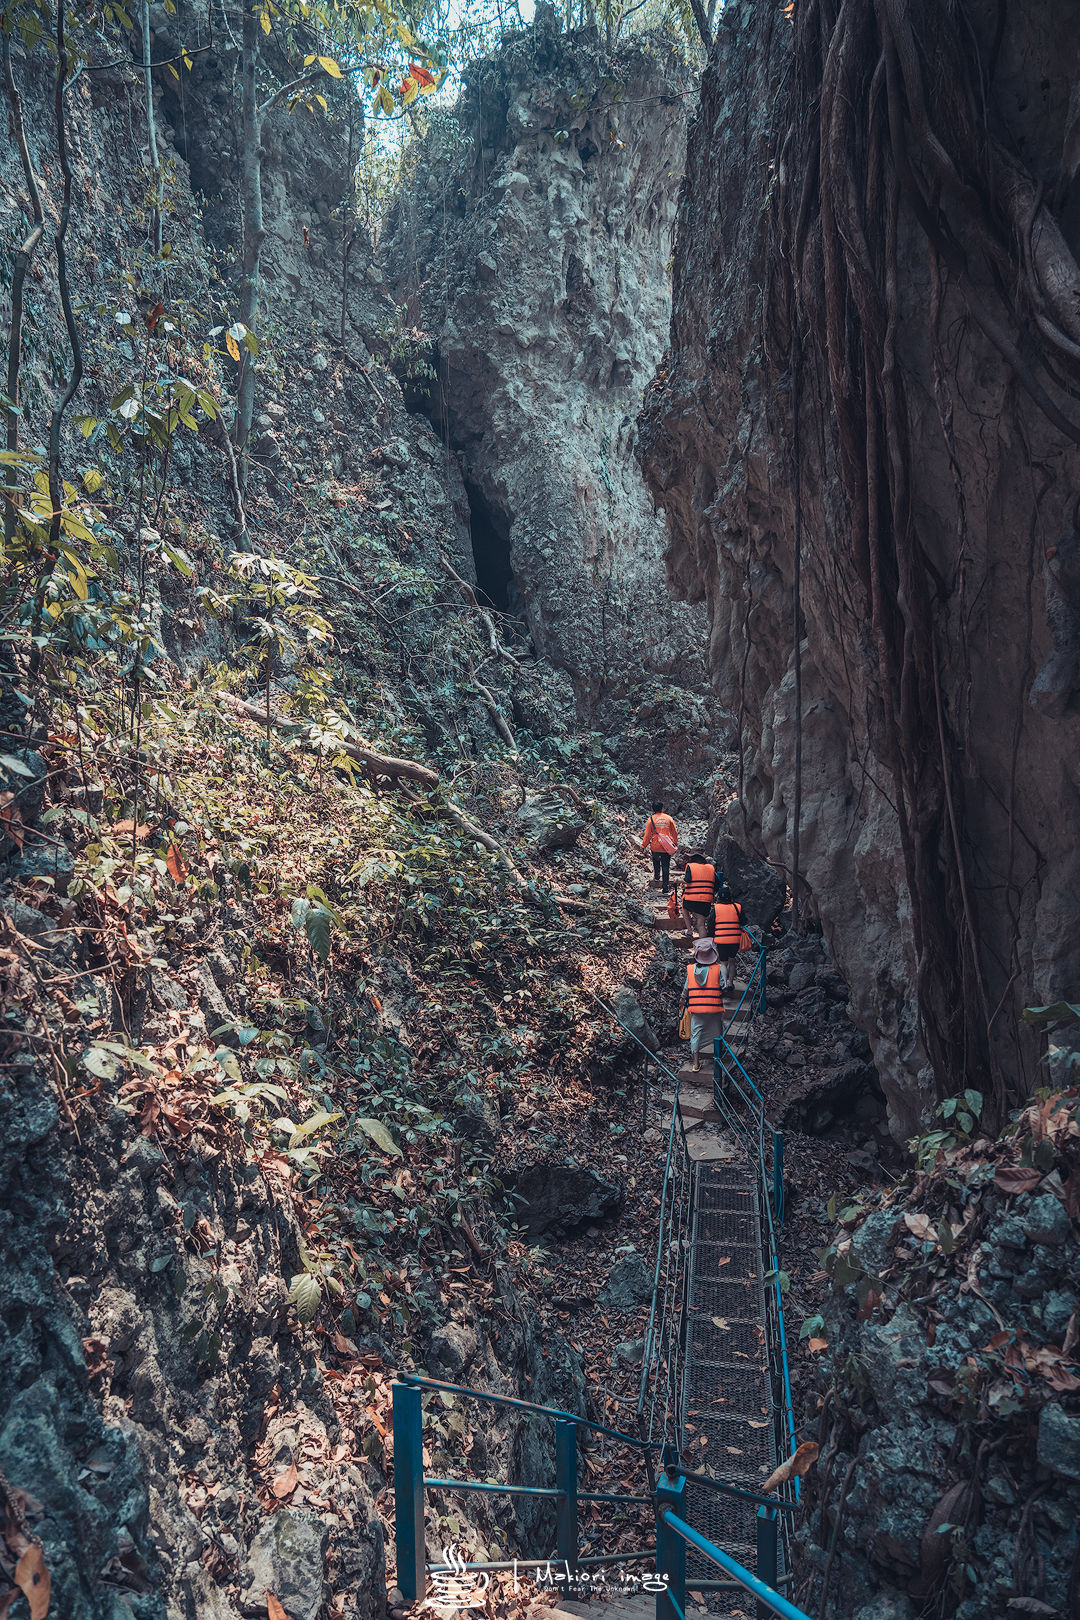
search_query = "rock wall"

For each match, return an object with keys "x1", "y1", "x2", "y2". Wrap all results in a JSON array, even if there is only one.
[
  {"x1": 381, "y1": 6, "x2": 712, "y2": 728},
  {"x1": 639, "y1": 0, "x2": 1080, "y2": 1136}
]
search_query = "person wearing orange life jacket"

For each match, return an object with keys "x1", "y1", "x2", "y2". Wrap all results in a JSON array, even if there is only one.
[
  {"x1": 679, "y1": 936, "x2": 725, "y2": 1073},
  {"x1": 681, "y1": 855, "x2": 719, "y2": 937},
  {"x1": 705, "y1": 885, "x2": 745, "y2": 990},
  {"x1": 640, "y1": 801, "x2": 678, "y2": 893}
]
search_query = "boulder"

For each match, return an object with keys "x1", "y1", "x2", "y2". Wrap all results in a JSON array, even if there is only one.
[
  {"x1": 510, "y1": 1164, "x2": 622, "y2": 1239},
  {"x1": 429, "y1": 1321, "x2": 478, "y2": 1378},
  {"x1": 711, "y1": 832, "x2": 785, "y2": 929},
  {"x1": 242, "y1": 1509, "x2": 328, "y2": 1620},
  {"x1": 17, "y1": 834, "x2": 74, "y2": 895},
  {"x1": 611, "y1": 987, "x2": 659, "y2": 1054},
  {"x1": 614, "y1": 1338, "x2": 645, "y2": 1366},
  {"x1": 515, "y1": 792, "x2": 587, "y2": 853},
  {"x1": 1021, "y1": 1194, "x2": 1070, "y2": 1248},
  {"x1": 600, "y1": 1251, "x2": 653, "y2": 1311},
  {"x1": 1037, "y1": 1403, "x2": 1080, "y2": 1481}
]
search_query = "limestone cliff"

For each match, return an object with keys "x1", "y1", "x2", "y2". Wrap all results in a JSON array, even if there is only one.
[
  {"x1": 639, "y1": 0, "x2": 1080, "y2": 1136},
  {"x1": 381, "y1": 8, "x2": 714, "y2": 742}
]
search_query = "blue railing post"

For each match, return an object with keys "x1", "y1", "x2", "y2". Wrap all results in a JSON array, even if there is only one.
[
  {"x1": 756, "y1": 1505, "x2": 778, "y2": 1620},
  {"x1": 773, "y1": 1131, "x2": 785, "y2": 1225},
  {"x1": 656, "y1": 1457, "x2": 686, "y2": 1620},
  {"x1": 393, "y1": 1382, "x2": 426, "y2": 1602},
  {"x1": 556, "y1": 1419, "x2": 578, "y2": 1596}
]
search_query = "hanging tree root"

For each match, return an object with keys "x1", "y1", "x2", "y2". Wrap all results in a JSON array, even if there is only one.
[{"x1": 774, "y1": 0, "x2": 1080, "y2": 1116}]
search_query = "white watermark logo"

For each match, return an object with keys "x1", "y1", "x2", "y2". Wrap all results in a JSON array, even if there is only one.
[{"x1": 423, "y1": 1545, "x2": 670, "y2": 1611}]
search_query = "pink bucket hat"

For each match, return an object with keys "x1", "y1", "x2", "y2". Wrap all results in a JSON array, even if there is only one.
[{"x1": 693, "y1": 937, "x2": 719, "y2": 963}]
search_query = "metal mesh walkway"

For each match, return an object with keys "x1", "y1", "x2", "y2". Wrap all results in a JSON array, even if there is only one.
[{"x1": 683, "y1": 1152, "x2": 779, "y2": 1608}]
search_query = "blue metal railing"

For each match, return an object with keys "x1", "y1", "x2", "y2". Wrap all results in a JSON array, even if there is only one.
[{"x1": 392, "y1": 1376, "x2": 812, "y2": 1619}]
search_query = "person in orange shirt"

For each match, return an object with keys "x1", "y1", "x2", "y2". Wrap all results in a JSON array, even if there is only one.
[{"x1": 640, "y1": 801, "x2": 678, "y2": 892}]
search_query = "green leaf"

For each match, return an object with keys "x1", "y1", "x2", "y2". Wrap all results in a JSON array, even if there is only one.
[
  {"x1": 303, "y1": 905, "x2": 333, "y2": 961},
  {"x1": 82, "y1": 1046, "x2": 121, "y2": 1080},
  {"x1": 150, "y1": 1254, "x2": 174, "y2": 1272},
  {"x1": 799, "y1": 1314, "x2": 826, "y2": 1340},
  {"x1": 354, "y1": 1117, "x2": 403, "y2": 1158},
  {"x1": 1023, "y1": 1002, "x2": 1080, "y2": 1023},
  {"x1": 0, "y1": 754, "x2": 35, "y2": 778},
  {"x1": 289, "y1": 1271, "x2": 323, "y2": 1323},
  {"x1": 288, "y1": 1110, "x2": 343, "y2": 1148},
  {"x1": 214, "y1": 1046, "x2": 242, "y2": 1083}
]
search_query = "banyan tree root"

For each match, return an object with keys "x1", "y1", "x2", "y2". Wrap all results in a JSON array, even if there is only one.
[{"x1": 776, "y1": 0, "x2": 1080, "y2": 1116}]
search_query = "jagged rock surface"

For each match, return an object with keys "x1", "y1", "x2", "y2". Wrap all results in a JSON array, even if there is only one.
[
  {"x1": 638, "y1": 0, "x2": 1080, "y2": 1135},
  {"x1": 381, "y1": 10, "x2": 716, "y2": 753}
]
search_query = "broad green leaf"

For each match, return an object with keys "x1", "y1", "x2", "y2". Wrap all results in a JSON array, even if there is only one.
[
  {"x1": 1023, "y1": 1002, "x2": 1080, "y2": 1023},
  {"x1": 303, "y1": 905, "x2": 333, "y2": 961},
  {"x1": 0, "y1": 754, "x2": 35, "y2": 778},
  {"x1": 82, "y1": 467, "x2": 103, "y2": 493},
  {"x1": 288, "y1": 1110, "x2": 343, "y2": 1148},
  {"x1": 82, "y1": 1047, "x2": 121, "y2": 1080},
  {"x1": 289, "y1": 1271, "x2": 322, "y2": 1322},
  {"x1": 354, "y1": 1117, "x2": 402, "y2": 1158},
  {"x1": 317, "y1": 54, "x2": 342, "y2": 76},
  {"x1": 214, "y1": 1047, "x2": 242, "y2": 1082}
]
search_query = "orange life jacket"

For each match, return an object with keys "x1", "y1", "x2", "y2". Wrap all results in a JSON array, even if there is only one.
[
  {"x1": 712, "y1": 901, "x2": 743, "y2": 945},
  {"x1": 687, "y1": 963, "x2": 725, "y2": 1015},
  {"x1": 683, "y1": 862, "x2": 716, "y2": 907}
]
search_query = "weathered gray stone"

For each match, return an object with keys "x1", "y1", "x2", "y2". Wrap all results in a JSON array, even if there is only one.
[
  {"x1": 515, "y1": 793, "x2": 586, "y2": 852},
  {"x1": 614, "y1": 1338, "x2": 644, "y2": 1366},
  {"x1": 711, "y1": 832, "x2": 786, "y2": 931},
  {"x1": 1037, "y1": 1404, "x2": 1080, "y2": 1481},
  {"x1": 510, "y1": 1163, "x2": 622, "y2": 1239},
  {"x1": 242, "y1": 1510, "x2": 328, "y2": 1619},
  {"x1": 16, "y1": 835, "x2": 74, "y2": 895},
  {"x1": 429, "y1": 1321, "x2": 478, "y2": 1378},
  {"x1": 600, "y1": 1251, "x2": 653, "y2": 1311},
  {"x1": 611, "y1": 987, "x2": 659, "y2": 1054},
  {"x1": 1021, "y1": 1194, "x2": 1070, "y2": 1248},
  {"x1": 788, "y1": 962, "x2": 816, "y2": 993},
  {"x1": 850, "y1": 1209, "x2": 902, "y2": 1281},
  {"x1": 123, "y1": 1137, "x2": 164, "y2": 1178}
]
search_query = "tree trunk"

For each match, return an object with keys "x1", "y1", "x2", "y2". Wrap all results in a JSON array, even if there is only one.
[
  {"x1": 142, "y1": 0, "x2": 162, "y2": 255},
  {"x1": 2, "y1": 32, "x2": 45, "y2": 545},
  {"x1": 235, "y1": 1, "x2": 264, "y2": 497}
]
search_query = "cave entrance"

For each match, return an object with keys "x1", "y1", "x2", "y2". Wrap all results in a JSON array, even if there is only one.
[{"x1": 465, "y1": 480, "x2": 515, "y2": 614}]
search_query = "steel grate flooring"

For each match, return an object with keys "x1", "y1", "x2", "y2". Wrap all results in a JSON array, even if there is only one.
[{"x1": 681, "y1": 1155, "x2": 780, "y2": 1614}]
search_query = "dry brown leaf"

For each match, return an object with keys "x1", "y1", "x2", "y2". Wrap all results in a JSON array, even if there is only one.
[
  {"x1": 166, "y1": 845, "x2": 187, "y2": 884},
  {"x1": 807, "y1": 1337, "x2": 828, "y2": 1353},
  {"x1": 15, "y1": 1544, "x2": 49, "y2": 1619},
  {"x1": 81, "y1": 1337, "x2": 109, "y2": 1378},
  {"x1": 761, "y1": 1441, "x2": 819, "y2": 1494},
  {"x1": 268, "y1": 1597, "x2": 289, "y2": 1620},
  {"x1": 904, "y1": 1211, "x2": 936, "y2": 1243},
  {"x1": 994, "y1": 1166, "x2": 1043, "y2": 1195},
  {"x1": 271, "y1": 1462, "x2": 298, "y2": 1499},
  {"x1": 0, "y1": 794, "x2": 25, "y2": 852}
]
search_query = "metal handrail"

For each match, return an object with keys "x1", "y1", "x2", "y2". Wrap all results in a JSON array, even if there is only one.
[
  {"x1": 399, "y1": 1371, "x2": 648, "y2": 1449},
  {"x1": 659, "y1": 1506, "x2": 812, "y2": 1620},
  {"x1": 664, "y1": 1464, "x2": 798, "y2": 1514}
]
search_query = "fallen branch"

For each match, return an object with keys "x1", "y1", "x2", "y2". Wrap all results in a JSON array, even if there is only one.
[
  {"x1": 439, "y1": 551, "x2": 522, "y2": 666},
  {"x1": 467, "y1": 662, "x2": 518, "y2": 754},
  {"x1": 220, "y1": 693, "x2": 440, "y2": 787},
  {"x1": 409, "y1": 788, "x2": 529, "y2": 892}
]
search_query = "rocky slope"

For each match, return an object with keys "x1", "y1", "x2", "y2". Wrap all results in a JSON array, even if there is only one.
[
  {"x1": 0, "y1": 10, "x2": 737, "y2": 1620},
  {"x1": 380, "y1": 4, "x2": 720, "y2": 790},
  {"x1": 638, "y1": 0, "x2": 1080, "y2": 1137}
]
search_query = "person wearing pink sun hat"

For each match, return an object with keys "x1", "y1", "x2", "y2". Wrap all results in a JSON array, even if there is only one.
[{"x1": 679, "y1": 935, "x2": 725, "y2": 1074}]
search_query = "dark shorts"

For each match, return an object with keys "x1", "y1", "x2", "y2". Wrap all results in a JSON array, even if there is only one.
[{"x1": 715, "y1": 944, "x2": 738, "y2": 960}]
